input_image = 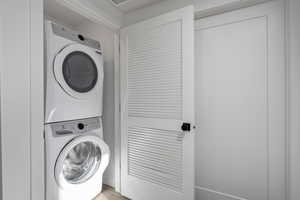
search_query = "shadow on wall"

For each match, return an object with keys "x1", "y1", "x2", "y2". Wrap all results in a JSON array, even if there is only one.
[{"x1": 74, "y1": 19, "x2": 116, "y2": 188}]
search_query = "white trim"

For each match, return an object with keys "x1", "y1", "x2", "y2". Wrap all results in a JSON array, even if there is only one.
[
  {"x1": 122, "y1": 0, "x2": 276, "y2": 27},
  {"x1": 284, "y1": 0, "x2": 290, "y2": 199},
  {"x1": 110, "y1": 0, "x2": 134, "y2": 7},
  {"x1": 114, "y1": 32, "x2": 121, "y2": 193},
  {"x1": 195, "y1": 186, "x2": 247, "y2": 200},
  {"x1": 0, "y1": 11, "x2": 3, "y2": 200},
  {"x1": 284, "y1": 0, "x2": 300, "y2": 199},
  {"x1": 58, "y1": 0, "x2": 121, "y2": 31},
  {"x1": 30, "y1": 0, "x2": 44, "y2": 200},
  {"x1": 194, "y1": 0, "x2": 274, "y2": 19}
]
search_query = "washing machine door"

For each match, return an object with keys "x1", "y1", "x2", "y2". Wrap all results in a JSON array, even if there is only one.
[
  {"x1": 54, "y1": 43, "x2": 103, "y2": 99},
  {"x1": 55, "y1": 135, "x2": 109, "y2": 189}
]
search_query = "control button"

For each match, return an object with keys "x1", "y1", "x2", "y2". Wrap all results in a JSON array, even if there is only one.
[
  {"x1": 78, "y1": 123, "x2": 85, "y2": 130},
  {"x1": 78, "y1": 34, "x2": 85, "y2": 41}
]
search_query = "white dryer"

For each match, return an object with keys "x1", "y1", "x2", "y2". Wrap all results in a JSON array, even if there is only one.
[
  {"x1": 45, "y1": 117, "x2": 110, "y2": 200},
  {"x1": 45, "y1": 21, "x2": 104, "y2": 123}
]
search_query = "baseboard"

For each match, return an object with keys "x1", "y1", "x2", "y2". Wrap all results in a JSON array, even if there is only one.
[
  {"x1": 103, "y1": 175, "x2": 115, "y2": 188},
  {"x1": 195, "y1": 186, "x2": 247, "y2": 200}
]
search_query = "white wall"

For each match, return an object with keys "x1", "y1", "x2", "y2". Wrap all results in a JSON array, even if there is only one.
[
  {"x1": 74, "y1": 20, "x2": 116, "y2": 187},
  {"x1": 288, "y1": 0, "x2": 300, "y2": 199}
]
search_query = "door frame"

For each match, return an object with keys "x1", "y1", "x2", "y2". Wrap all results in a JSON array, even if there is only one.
[
  {"x1": 0, "y1": 0, "x2": 44, "y2": 199},
  {"x1": 114, "y1": 32, "x2": 121, "y2": 192},
  {"x1": 114, "y1": 0, "x2": 282, "y2": 195},
  {"x1": 194, "y1": 0, "x2": 287, "y2": 199},
  {"x1": 30, "y1": 0, "x2": 44, "y2": 199},
  {"x1": 285, "y1": 0, "x2": 300, "y2": 199}
]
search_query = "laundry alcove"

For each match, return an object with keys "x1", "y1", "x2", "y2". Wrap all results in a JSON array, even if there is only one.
[
  {"x1": 1, "y1": 0, "x2": 299, "y2": 200},
  {"x1": 40, "y1": 0, "x2": 289, "y2": 199}
]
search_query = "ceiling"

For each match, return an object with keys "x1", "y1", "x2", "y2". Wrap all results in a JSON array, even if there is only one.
[
  {"x1": 45, "y1": 0, "x2": 167, "y2": 29},
  {"x1": 45, "y1": 0, "x2": 263, "y2": 31},
  {"x1": 107, "y1": 0, "x2": 166, "y2": 13},
  {"x1": 88, "y1": 0, "x2": 166, "y2": 15}
]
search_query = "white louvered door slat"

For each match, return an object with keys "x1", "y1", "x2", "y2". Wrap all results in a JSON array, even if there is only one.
[{"x1": 120, "y1": 6, "x2": 195, "y2": 200}]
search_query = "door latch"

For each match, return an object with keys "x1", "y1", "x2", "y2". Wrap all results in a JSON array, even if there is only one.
[{"x1": 181, "y1": 122, "x2": 191, "y2": 132}]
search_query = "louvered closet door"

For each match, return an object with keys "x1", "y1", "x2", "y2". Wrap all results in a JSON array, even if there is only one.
[{"x1": 120, "y1": 6, "x2": 194, "y2": 200}]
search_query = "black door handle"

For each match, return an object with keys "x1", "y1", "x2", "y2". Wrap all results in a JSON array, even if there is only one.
[{"x1": 181, "y1": 123, "x2": 191, "y2": 132}]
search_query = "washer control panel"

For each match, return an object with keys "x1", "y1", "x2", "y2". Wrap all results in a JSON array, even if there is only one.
[{"x1": 51, "y1": 117, "x2": 101, "y2": 136}]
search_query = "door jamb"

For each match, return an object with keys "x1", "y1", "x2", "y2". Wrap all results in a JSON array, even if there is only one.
[{"x1": 114, "y1": 32, "x2": 121, "y2": 193}]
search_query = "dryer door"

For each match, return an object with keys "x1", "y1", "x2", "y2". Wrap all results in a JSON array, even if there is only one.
[
  {"x1": 54, "y1": 44, "x2": 103, "y2": 99},
  {"x1": 55, "y1": 135, "x2": 109, "y2": 189}
]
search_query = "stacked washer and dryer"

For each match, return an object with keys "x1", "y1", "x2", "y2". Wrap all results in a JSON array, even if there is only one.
[{"x1": 44, "y1": 21, "x2": 110, "y2": 200}]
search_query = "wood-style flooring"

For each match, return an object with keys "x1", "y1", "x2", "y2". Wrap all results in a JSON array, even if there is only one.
[{"x1": 94, "y1": 185, "x2": 129, "y2": 200}]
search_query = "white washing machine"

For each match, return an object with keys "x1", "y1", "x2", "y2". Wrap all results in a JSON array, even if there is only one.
[
  {"x1": 45, "y1": 21, "x2": 104, "y2": 123},
  {"x1": 45, "y1": 117, "x2": 110, "y2": 200}
]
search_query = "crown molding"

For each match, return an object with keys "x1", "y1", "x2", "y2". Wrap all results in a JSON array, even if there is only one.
[{"x1": 194, "y1": 0, "x2": 273, "y2": 19}]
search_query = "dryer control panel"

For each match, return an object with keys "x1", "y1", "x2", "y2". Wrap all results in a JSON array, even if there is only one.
[
  {"x1": 51, "y1": 22, "x2": 101, "y2": 51},
  {"x1": 50, "y1": 117, "x2": 101, "y2": 136}
]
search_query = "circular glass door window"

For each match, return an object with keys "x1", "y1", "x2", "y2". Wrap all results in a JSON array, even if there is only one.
[
  {"x1": 62, "y1": 51, "x2": 98, "y2": 93},
  {"x1": 62, "y1": 141, "x2": 101, "y2": 184}
]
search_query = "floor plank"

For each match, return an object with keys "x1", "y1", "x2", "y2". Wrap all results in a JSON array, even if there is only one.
[{"x1": 94, "y1": 185, "x2": 129, "y2": 200}]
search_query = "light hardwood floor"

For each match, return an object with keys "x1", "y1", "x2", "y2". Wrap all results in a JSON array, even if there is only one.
[{"x1": 94, "y1": 185, "x2": 129, "y2": 200}]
